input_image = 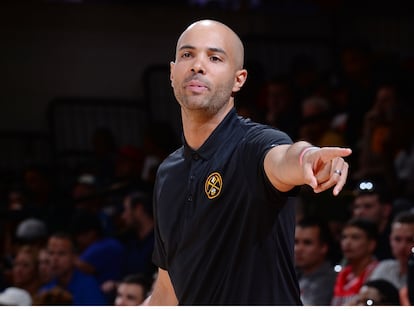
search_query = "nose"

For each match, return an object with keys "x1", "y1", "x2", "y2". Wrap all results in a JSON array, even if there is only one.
[{"x1": 191, "y1": 57, "x2": 205, "y2": 74}]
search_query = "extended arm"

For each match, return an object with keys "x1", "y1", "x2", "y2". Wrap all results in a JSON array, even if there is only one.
[
  {"x1": 143, "y1": 268, "x2": 178, "y2": 306},
  {"x1": 264, "y1": 141, "x2": 352, "y2": 196}
]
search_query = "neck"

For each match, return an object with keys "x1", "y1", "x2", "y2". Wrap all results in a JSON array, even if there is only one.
[
  {"x1": 349, "y1": 256, "x2": 374, "y2": 275},
  {"x1": 181, "y1": 101, "x2": 233, "y2": 150},
  {"x1": 58, "y1": 269, "x2": 74, "y2": 287},
  {"x1": 302, "y1": 260, "x2": 326, "y2": 275}
]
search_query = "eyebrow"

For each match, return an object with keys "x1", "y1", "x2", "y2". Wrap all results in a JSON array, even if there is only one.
[{"x1": 178, "y1": 45, "x2": 227, "y2": 55}]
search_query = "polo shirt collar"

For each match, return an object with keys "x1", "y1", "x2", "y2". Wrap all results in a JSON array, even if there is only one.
[{"x1": 183, "y1": 108, "x2": 239, "y2": 160}]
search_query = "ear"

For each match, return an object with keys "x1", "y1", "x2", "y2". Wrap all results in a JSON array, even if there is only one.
[
  {"x1": 232, "y1": 69, "x2": 248, "y2": 93},
  {"x1": 368, "y1": 239, "x2": 377, "y2": 253},
  {"x1": 320, "y1": 243, "x2": 328, "y2": 256},
  {"x1": 170, "y1": 61, "x2": 175, "y2": 86},
  {"x1": 383, "y1": 202, "x2": 392, "y2": 218}
]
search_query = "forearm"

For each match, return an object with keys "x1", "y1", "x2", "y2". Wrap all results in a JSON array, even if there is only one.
[
  {"x1": 264, "y1": 141, "x2": 315, "y2": 191},
  {"x1": 146, "y1": 268, "x2": 178, "y2": 306}
]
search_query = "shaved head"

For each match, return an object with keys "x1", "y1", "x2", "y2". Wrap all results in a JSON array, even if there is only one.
[{"x1": 176, "y1": 19, "x2": 245, "y2": 70}]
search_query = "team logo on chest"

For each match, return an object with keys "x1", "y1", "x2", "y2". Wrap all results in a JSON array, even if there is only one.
[{"x1": 205, "y1": 172, "x2": 223, "y2": 199}]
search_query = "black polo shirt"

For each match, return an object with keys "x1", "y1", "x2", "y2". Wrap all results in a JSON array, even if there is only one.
[{"x1": 153, "y1": 108, "x2": 302, "y2": 305}]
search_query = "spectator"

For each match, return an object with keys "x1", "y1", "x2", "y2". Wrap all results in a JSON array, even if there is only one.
[
  {"x1": 254, "y1": 76, "x2": 299, "y2": 139},
  {"x1": 297, "y1": 96, "x2": 346, "y2": 147},
  {"x1": 38, "y1": 247, "x2": 53, "y2": 286},
  {"x1": 368, "y1": 210, "x2": 414, "y2": 289},
  {"x1": 118, "y1": 191, "x2": 156, "y2": 280},
  {"x1": 331, "y1": 218, "x2": 379, "y2": 305},
  {"x1": 114, "y1": 274, "x2": 152, "y2": 306},
  {"x1": 346, "y1": 279, "x2": 400, "y2": 306},
  {"x1": 21, "y1": 165, "x2": 72, "y2": 233},
  {"x1": 350, "y1": 177, "x2": 393, "y2": 259},
  {"x1": 70, "y1": 209, "x2": 124, "y2": 287},
  {"x1": 15, "y1": 218, "x2": 48, "y2": 247},
  {"x1": 12, "y1": 245, "x2": 41, "y2": 297},
  {"x1": 355, "y1": 82, "x2": 402, "y2": 184},
  {"x1": 71, "y1": 173, "x2": 115, "y2": 236},
  {"x1": 39, "y1": 232, "x2": 106, "y2": 305},
  {"x1": 294, "y1": 218, "x2": 337, "y2": 305}
]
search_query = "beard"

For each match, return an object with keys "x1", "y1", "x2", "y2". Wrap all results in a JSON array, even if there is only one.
[{"x1": 173, "y1": 74, "x2": 234, "y2": 117}]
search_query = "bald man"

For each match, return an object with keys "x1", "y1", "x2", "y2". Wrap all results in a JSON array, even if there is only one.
[{"x1": 147, "y1": 19, "x2": 352, "y2": 305}]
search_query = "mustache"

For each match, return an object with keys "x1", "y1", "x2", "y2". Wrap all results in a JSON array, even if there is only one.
[{"x1": 184, "y1": 74, "x2": 210, "y2": 87}]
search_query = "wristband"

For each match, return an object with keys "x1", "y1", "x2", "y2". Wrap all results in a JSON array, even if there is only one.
[{"x1": 299, "y1": 146, "x2": 320, "y2": 166}]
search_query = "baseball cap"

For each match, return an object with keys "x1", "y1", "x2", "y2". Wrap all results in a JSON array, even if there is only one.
[
  {"x1": 0, "y1": 287, "x2": 32, "y2": 306},
  {"x1": 353, "y1": 177, "x2": 392, "y2": 203},
  {"x1": 15, "y1": 218, "x2": 47, "y2": 242}
]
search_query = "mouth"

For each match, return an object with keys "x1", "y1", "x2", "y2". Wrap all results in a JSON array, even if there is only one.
[{"x1": 185, "y1": 79, "x2": 209, "y2": 93}]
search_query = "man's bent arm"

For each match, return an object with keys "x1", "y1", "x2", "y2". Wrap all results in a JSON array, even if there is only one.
[
  {"x1": 264, "y1": 141, "x2": 351, "y2": 196},
  {"x1": 143, "y1": 268, "x2": 178, "y2": 305}
]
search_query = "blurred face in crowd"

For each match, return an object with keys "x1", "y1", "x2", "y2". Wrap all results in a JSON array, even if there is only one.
[
  {"x1": 294, "y1": 226, "x2": 327, "y2": 274},
  {"x1": 390, "y1": 221, "x2": 414, "y2": 264},
  {"x1": 38, "y1": 248, "x2": 54, "y2": 285},
  {"x1": 48, "y1": 236, "x2": 75, "y2": 280},
  {"x1": 121, "y1": 197, "x2": 136, "y2": 228},
  {"x1": 352, "y1": 285, "x2": 383, "y2": 306},
  {"x1": 115, "y1": 283, "x2": 146, "y2": 306},
  {"x1": 341, "y1": 226, "x2": 376, "y2": 264},
  {"x1": 352, "y1": 194, "x2": 386, "y2": 226},
  {"x1": 13, "y1": 248, "x2": 38, "y2": 287}
]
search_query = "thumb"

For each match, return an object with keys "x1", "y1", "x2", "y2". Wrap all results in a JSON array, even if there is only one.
[{"x1": 303, "y1": 162, "x2": 318, "y2": 189}]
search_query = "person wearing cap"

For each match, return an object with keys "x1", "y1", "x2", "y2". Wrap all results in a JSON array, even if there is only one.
[
  {"x1": 351, "y1": 177, "x2": 393, "y2": 260},
  {"x1": 15, "y1": 218, "x2": 48, "y2": 246},
  {"x1": 0, "y1": 287, "x2": 32, "y2": 306}
]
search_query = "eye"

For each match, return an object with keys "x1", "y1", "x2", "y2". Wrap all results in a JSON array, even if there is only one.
[
  {"x1": 181, "y1": 52, "x2": 192, "y2": 59},
  {"x1": 210, "y1": 55, "x2": 222, "y2": 62}
]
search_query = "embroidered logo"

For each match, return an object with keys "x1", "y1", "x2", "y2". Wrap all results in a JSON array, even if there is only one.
[{"x1": 205, "y1": 172, "x2": 222, "y2": 199}]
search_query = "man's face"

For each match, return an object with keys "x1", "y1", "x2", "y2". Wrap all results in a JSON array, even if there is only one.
[
  {"x1": 352, "y1": 194, "x2": 383, "y2": 225},
  {"x1": 121, "y1": 197, "x2": 135, "y2": 228},
  {"x1": 294, "y1": 226, "x2": 327, "y2": 271},
  {"x1": 38, "y1": 248, "x2": 53, "y2": 284},
  {"x1": 115, "y1": 283, "x2": 145, "y2": 306},
  {"x1": 354, "y1": 285, "x2": 383, "y2": 306},
  {"x1": 390, "y1": 222, "x2": 414, "y2": 262},
  {"x1": 341, "y1": 226, "x2": 375, "y2": 263},
  {"x1": 47, "y1": 237, "x2": 75, "y2": 279},
  {"x1": 170, "y1": 21, "x2": 246, "y2": 116}
]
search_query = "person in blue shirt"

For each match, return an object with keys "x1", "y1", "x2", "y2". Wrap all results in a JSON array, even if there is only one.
[{"x1": 39, "y1": 232, "x2": 106, "y2": 305}]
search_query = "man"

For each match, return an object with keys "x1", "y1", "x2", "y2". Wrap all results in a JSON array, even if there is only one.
[
  {"x1": 70, "y1": 210, "x2": 124, "y2": 287},
  {"x1": 295, "y1": 218, "x2": 337, "y2": 305},
  {"x1": 368, "y1": 210, "x2": 414, "y2": 289},
  {"x1": 39, "y1": 232, "x2": 106, "y2": 305},
  {"x1": 147, "y1": 19, "x2": 351, "y2": 305},
  {"x1": 331, "y1": 218, "x2": 379, "y2": 305},
  {"x1": 351, "y1": 177, "x2": 393, "y2": 259},
  {"x1": 114, "y1": 274, "x2": 152, "y2": 306},
  {"x1": 346, "y1": 279, "x2": 400, "y2": 306},
  {"x1": 119, "y1": 191, "x2": 156, "y2": 280}
]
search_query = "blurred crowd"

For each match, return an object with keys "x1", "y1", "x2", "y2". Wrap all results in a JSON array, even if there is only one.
[{"x1": 0, "y1": 39, "x2": 413, "y2": 305}]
